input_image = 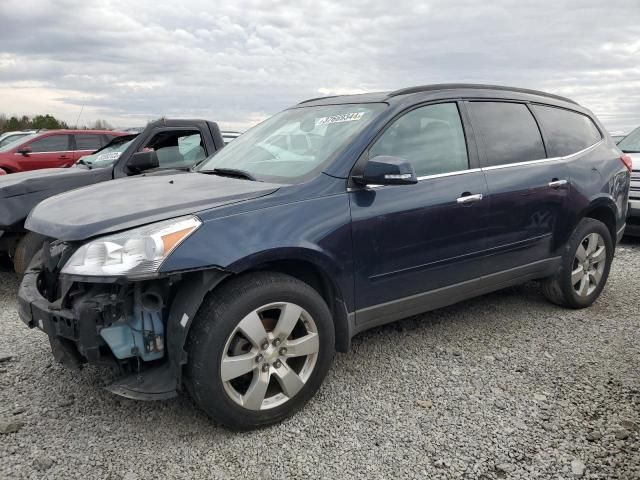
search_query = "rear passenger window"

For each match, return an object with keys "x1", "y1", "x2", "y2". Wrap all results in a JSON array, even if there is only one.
[
  {"x1": 75, "y1": 134, "x2": 103, "y2": 151},
  {"x1": 468, "y1": 102, "x2": 546, "y2": 167},
  {"x1": 531, "y1": 105, "x2": 602, "y2": 157},
  {"x1": 369, "y1": 103, "x2": 468, "y2": 177}
]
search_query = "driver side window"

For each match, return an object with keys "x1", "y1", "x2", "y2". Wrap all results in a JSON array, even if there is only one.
[
  {"x1": 370, "y1": 103, "x2": 469, "y2": 177},
  {"x1": 142, "y1": 130, "x2": 206, "y2": 168}
]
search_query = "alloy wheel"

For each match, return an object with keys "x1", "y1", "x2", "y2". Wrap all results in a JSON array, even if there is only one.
[
  {"x1": 571, "y1": 232, "x2": 606, "y2": 297},
  {"x1": 220, "y1": 302, "x2": 320, "y2": 410}
]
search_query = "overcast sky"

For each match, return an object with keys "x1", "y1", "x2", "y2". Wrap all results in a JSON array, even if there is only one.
[{"x1": 1, "y1": 0, "x2": 639, "y2": 132}]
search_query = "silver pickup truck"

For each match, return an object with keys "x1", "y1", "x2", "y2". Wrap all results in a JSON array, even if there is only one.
[{"x1": 618, "y1": 128, "x2": 640, "y2": 235}]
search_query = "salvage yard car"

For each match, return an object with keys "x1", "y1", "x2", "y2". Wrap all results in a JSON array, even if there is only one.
[
  {"x1": 0, "y1": 129, "x2": 126, "y2": 173},
  {"x1": 18, "y1": 84, "x2": 630, "y2": 429},
  {"x1": 0, "y1": 119, "x2": 225, "y2": 274},
  {"x1": 0, "y1": 130, "x2": 37, "y2": 148},
  {"x1": 617, "y1": 126, "x2": 640, "y2": 235}
]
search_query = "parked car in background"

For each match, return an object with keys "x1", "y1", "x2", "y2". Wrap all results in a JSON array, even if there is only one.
[
  {"x1": 609, "y1": 131, "x2": 627, "y2": 144},
  {"x1": 221, "y1": 130, "x2": 242, "y2": 144},
  {"x1": 0, "y1": 130, "x2": 37, "y2": 148},
  {"x1": 18, "y1": 84, "x2": 629, "y2": 429},
  {"x1": 617, "y1": 126, "x2": 639, "y2": 235},
  {"x1": 0, "y1": 130, "x2": 127, "y2": 173},
  {"x1": 0, "y1": 119, "x2": 225, "y2": 274}
]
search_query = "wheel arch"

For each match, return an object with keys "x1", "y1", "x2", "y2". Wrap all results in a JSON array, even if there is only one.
[
  {"x1": 167, "y1": 248, "x2": 353, "y2": 390},
  {"x1": 581, "y1": 197, "x2": 617, "y2": 243},
  {"x1": 227, "y1": 250, "x2": 353, "y2": 353}
]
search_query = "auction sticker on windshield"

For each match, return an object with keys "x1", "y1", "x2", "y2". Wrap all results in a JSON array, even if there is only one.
[
  {"x1": 95, "y1": 152, "x2": 122, "y2": 162},
  {"x1": 316, "y1": 112, "x2": 365, "y2": 126}
]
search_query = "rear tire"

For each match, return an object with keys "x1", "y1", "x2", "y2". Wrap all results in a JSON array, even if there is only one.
[
  {"x1": 13, "y1": 232, "x2": 47, "y2": 276},
  {"x1": 541, "y1": 218, "x2": 613, "y2": 308},
  {"x1": 185, "y1": 272, "x2": 335, "y2": 429}
]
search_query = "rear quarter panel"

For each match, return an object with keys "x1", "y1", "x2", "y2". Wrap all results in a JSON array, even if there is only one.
[{"x1": 566, "y1": 140, "x2": 629, "y2": 238}]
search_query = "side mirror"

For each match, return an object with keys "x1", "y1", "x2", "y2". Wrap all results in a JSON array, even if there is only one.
[
  {"x1": 17, "y1": 146, "x2": 32, "y2": 155},
  {"x1": 354, "y1": 155, "x2": 418, "y2": 186},
  {"x1": 126, "y1": 150, "x2": 159, "y2": 174}
]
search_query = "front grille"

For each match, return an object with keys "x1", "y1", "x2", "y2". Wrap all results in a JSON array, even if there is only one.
[{"x1": 631, "y1": 170, "x2": 640, "y2": 197}]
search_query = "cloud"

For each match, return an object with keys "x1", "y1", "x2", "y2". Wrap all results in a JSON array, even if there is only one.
[{"x1": 0, "y1": 0, "x2": 639, "y2": 132}]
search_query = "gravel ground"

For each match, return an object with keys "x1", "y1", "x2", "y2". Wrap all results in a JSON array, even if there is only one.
[{"x1": 1, "y1": 239, "x2": 639, "y2": 480}]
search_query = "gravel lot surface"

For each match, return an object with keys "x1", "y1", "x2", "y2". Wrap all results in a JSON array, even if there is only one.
[{"x1": 1, "y1": 239, "x2": 639, "y2": 479}]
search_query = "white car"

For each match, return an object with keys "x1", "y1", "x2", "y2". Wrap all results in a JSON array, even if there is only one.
[
  {"x1": 0, "y1": 130, "x2": 36, "y2": 148},
  {"x1": 617, "y1": 127, "x2": 640, "y2": 235}
]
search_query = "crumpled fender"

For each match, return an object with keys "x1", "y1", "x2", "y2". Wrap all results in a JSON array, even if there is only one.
[{"x1": 165, "y1": 268, "x2": 230, "y2": 389}]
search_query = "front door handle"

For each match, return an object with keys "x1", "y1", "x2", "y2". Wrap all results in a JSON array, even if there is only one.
[
  {"x1": 548, "y1": 179, "x2": 568, "y2": 188},
  {"x1": 456, "y1": 193, "x2": 483, "y2": 204},
  {"x1": 58, "y1": 155, "x2": 69, "y2": 159}
]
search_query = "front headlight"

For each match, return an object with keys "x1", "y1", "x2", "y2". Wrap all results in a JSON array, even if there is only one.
[{"x1": 61, "y1": 215, "x2": 201, "y2": 278}]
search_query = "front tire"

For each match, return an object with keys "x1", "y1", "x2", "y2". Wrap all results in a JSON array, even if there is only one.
[
  {"x1": 185, "y1": 272, "x2": 335, "y2": 429},
  {"x1": 541, "y1": 218, "x2": 613, "y2": 308},
  {"x1": 13, "y1": 232, "x2": 47, "y2": 276}
]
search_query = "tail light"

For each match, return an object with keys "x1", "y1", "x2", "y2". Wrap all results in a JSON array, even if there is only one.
[{"x1": 620, "y1": 154, "x2": 633, "y2": 172}]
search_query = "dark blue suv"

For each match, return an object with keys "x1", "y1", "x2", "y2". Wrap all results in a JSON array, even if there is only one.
[{"x1": 18, "y1": 84, "x2": 631, "y2": 429}]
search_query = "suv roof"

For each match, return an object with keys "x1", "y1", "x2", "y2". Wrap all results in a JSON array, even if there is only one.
[{"x1": 297, "y1": 83, "x2": 579, "y2": 109}]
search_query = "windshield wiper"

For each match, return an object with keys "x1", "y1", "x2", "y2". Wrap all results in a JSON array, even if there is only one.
[
  {"x1": 200, "y1": 168, "x2": 259, "y2": 181},
  {"x1": 621, "y1": 149, "x2": 640, "y2": 153}
]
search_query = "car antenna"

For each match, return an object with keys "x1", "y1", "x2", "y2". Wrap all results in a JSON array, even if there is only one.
[{"x1": 74, "y1": 104, "x2": 85, "y2": 129}]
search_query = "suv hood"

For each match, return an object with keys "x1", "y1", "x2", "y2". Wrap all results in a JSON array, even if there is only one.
[
  {"x1": 26, "y1": 170, "x2": 280, "y2": 241},
  {"x1": 0, "y1": 167, "x2": 111, "y2": 229},
  {"x1": 0, "y1": 167, "x2": 103, "y2": 199}
]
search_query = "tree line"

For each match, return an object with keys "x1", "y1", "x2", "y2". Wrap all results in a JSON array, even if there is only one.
[{"x1": 0, "y1": 114, "x2": 113, "y2": 134}]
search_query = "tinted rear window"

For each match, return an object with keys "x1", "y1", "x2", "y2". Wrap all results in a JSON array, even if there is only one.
[
  {"x1": 531, "y1": 105, "x2": 602, "y2": 157},
  {"x1": 75, "y1": 134, "x2": 104, "y2": 151},
  {"x1": 468, "y1": 102, "x2": 546, "y2": 167}
]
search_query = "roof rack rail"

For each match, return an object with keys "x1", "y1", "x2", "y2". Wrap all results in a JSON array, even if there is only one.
[
  {"x1": 387, "y1": 83, "x2": 578, "y2": 105},
  {"x1": 297, "y1": 95, "x2": 341, "y2": 105}
]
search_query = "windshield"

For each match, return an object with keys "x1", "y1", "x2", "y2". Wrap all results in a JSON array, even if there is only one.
[
  {"x1": 0, "y1": 133, "x2": 38, "y2": 152},
  {"x1": 618, "y1": 126, "x2": 640, "y2": 152},
  {"x1": 79, "y1": 135, "x2": 137, "y2": 168},
  {"x1": 197, "y1": 103, "x2": 386, "y2": 182}
]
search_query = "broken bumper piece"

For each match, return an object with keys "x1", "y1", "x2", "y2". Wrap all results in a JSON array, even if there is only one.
[{"x1": 18, "y1": 262, "x2": 177, "y2": 400}]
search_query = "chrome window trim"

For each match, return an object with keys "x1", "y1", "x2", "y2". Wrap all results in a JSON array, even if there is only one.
[
  {"x1": 482, "y1": 139, "x2": 603, "y2": 171},
  {"x1": 347, "y1": 168, "x2": 483, "y2": 191},
  {"x1": 347, "y1": 139, "x2": 603, "y2": 191},
  {"x1": 416, "y1": 168, "x2": 481, "y2": 181}
]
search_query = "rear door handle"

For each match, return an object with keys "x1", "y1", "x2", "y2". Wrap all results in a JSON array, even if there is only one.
[
  {"x1": 58, "y1": 155, "x2": 69, "y2": 159},
  {"x1": 548, "y1": 179, "x2": 568, "y2": 188},
  {"x1": 456, "y1": 193, "x2": 483, "y2": 204}
]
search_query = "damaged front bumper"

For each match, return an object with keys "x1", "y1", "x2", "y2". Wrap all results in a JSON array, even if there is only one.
[{"x1": 18, "y1": 255, "x2": 179, "y2": 401}]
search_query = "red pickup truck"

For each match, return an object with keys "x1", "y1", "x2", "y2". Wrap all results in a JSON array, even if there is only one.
[{"x1": 0, "y1": 129, "x2": 126, "y2": 173}]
